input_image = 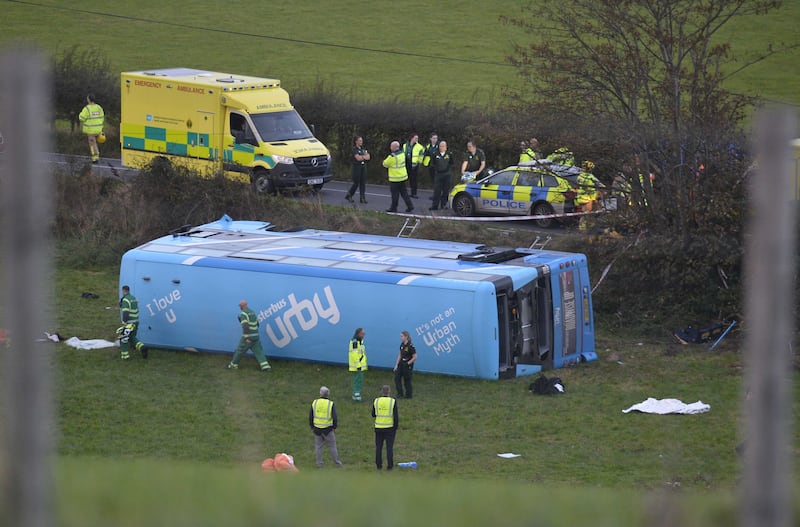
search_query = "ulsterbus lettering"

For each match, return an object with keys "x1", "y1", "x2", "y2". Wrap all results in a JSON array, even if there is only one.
[{"x1": 263, "y1": 286, "x2": 340, "y2": 348}]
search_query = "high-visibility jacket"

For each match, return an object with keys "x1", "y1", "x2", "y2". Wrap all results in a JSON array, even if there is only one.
[
  {"x1": 519, "y1": 148, "x2": 538, "y2": 164},
  {"x1": 422, "y1": 141, "x2": 438, "y2": 167},
  {"x1": 79, "y1": 103, "x2": 104, "y2": 135},
  {"x1": 548, "y1": 147, "x2": 575, "y2": 166},
  {"x1": 403, "y1": 142, "x2": 425, "y2": 168},
  {"x1": 373, "y1": 396, "x2": 396, "y2": 428},
  {"x1": 576, "y1": 172, "x2": 599, "y2": 203},
  {"x1": 312, "y1": 398, "x2": 334, "y2": 429},
  {"x1": 120, "y1": 293, "x2": 139, "y2": 324},
  {"x1": 382, "y1": 152, "x2": 408, "y2": 182},
  {"x1": 348, "y1": 338, "x2": 368, "y2": 372},
  {"x1": 238, "y1": 308, "x2": 259, "y2": 338}
]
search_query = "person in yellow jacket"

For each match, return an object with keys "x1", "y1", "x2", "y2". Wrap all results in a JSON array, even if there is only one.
[
  {"x1": 371, "y1": 384, "x2": 399, "y2": 470},
  {"x1": 518, "y1": 137, "x2": 541, "y2": 164},
  {"x1": 309, "y1": 386, "x2": 343, "y2": 468},
  {"x1": 78, "y1": 94, "x2": 105, "y2": 163},
  {"x1": 576, "y1": 160, "x2": 602, "y2": 212},
  {"x1": 382, "y1": 140, "x2": 414, "y2": 213},
  {"x1": 403, "y1": 133, "x2": 426, "y2": 199},
  {"x1": 348, "y1": 327, "x2": 368, "y2": 402}
]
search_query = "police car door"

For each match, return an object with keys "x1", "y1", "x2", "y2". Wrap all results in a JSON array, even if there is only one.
[
  {"x1": 513, "y1": 171, "x2": 537, "y2": 216},
  {"x1": 478, "y1": 169, "x2": 516, "y2": 214}
]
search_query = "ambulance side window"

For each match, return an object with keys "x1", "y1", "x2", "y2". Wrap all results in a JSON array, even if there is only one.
[{"x1": 230, "y1": 113, "x2": 257, "y2": 146}]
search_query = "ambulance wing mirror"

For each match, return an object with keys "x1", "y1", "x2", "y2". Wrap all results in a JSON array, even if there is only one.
[{"x1": 309, "y1": 123, "x2": 316, "y2": 135}]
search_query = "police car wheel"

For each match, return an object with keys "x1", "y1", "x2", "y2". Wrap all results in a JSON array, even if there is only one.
[
  {"x1": 452, "y1": 194, "x2": 475, "y2": 217},
  {"x1": 531, "y1": 202, "x2": 555, "y2": 228}
]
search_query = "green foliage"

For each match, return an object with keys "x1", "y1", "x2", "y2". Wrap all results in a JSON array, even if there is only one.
[{"x1": 52, "y1": 45, "x2": 119, "y2": 131}]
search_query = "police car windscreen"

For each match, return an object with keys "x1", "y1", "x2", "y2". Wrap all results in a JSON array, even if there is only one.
[{"x1": 250, "y1": 110, "x2": 313, "y2": 142}]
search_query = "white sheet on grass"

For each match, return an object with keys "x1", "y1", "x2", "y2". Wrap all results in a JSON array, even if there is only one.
[
  {"x1": 64, "y1": 336, "x2": 118, "y2": 350},
  {"x1": 623, "y1": 398, "x2": 710, "y2": 415},
  {"x1": 497, "y1": 453, "x2": 522, "y2": 459}
]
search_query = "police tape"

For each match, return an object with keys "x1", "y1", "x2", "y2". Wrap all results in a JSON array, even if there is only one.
[{"x1": 386, "y1": 210, "x2": 606, "y2": 222}]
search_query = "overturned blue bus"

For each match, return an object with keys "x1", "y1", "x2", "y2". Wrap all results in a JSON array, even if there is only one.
[{"x1": 118, "y1": 215, "x2": 596, "y2": 379}]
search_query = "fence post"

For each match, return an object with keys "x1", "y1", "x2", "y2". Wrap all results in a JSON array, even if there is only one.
[
  {"x1": 741, "y1": 107, "x2": 797, "y2": 527},
  {"x1": 0, "y1": 47, "x2": 54, "y2": 527}
]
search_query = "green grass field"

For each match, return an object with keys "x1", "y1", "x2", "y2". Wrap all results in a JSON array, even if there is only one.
[
  {"x1": 1, "y1": 0, "x2": 798, "y2": 105},
  {"x1": 44, "y1": 264, "x2": 799, "y2": 524}
]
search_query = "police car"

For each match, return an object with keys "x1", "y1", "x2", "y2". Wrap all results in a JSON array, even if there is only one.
[{"x1": 449, "y1": 161, "x2": 579, "y2": 228}]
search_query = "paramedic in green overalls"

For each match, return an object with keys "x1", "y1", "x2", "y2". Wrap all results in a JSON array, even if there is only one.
[
  {"x1": 227, "y1": 300, "x2": 271, "y2": 371},
  {"x1": 348, "y1": 327, "x2": 368, "y2": 401},
  {"x1": 118, "y1": 285, "x2": 147, "y2": 360}
]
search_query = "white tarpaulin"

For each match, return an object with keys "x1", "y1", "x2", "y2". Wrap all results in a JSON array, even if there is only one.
[
  {"x1": 622, "y1": 398, "x2": 710, "y2": 415},
  {"x1": 64, "y1": 336, "x2": 118, "y2": 350}
]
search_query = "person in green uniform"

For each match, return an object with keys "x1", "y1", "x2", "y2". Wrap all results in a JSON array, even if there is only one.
[
  {"x1": 348, "y1": 327, "x2": 368, "y2": 402},
  {"x1": 226, "y1": 299, "x2": 271, "y2": 371},
  {"x1": 118, "y1": 285, "x2": 147, "y2": 360}
]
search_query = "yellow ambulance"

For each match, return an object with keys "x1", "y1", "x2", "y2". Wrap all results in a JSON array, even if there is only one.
[{"x1": 120, "y1": 67, "x2": 332, "y2": 193}]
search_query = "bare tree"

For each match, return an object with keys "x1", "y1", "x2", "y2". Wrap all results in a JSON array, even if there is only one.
[{"x1": 503, "y1": 0, "x2": 784, "y2": 137}]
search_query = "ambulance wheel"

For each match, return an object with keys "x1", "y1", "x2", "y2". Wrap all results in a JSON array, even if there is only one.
[
  {"x1": 531, "y1": 202, "x2": 556, "y2": 228},
  {"x1": 453, "y1": 194, "x2": 475, "y2": 217},
  {"x1": 252, "y1": 169, "x2": 275, "y2": 195}
]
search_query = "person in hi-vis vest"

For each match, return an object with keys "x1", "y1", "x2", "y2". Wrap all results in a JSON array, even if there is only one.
[
  {"x1": 372, "y1": 385, "x2": 399, "y2": 470},
  {"x1": 78, "y1": 94, "x2": 104, "y2": 163},
  {"x1": 348, "y1": 327, "x2": 368, "y2": 402}
]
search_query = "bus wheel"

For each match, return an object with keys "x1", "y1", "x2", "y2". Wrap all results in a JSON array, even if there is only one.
[
  {"x1": 453, "y1": 194, "x2": 475, "y2": 217},
  {"x1": 252, "y1": 169, "x2": 275, "y2": 194},
  {"x1": 531, "y1": 202, "x2": 555, "y2": 228}
]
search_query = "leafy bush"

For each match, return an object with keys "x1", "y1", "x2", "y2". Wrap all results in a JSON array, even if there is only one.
[{"x1": 52, "y1": 45, "x2": 119, "y2": 132}]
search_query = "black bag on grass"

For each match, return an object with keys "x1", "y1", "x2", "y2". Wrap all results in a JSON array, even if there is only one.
[{"x1": 529, "y1": 375, "x2": 565, "y2": 395}]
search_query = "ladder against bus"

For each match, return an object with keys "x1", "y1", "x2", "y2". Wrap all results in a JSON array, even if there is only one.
[
  {"x1": 529, "y1": 235, "x2": 552, "y2": 250},
  {"x1": 397, "y1": 218, "x2": 420, "y2": 238}
]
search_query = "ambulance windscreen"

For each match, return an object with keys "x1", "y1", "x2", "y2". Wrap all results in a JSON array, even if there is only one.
[{"x1": 251, "y1": 110, "x2": 313, "y2": 142}]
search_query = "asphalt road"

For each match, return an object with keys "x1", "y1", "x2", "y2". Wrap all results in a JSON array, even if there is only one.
[{"x1": 42, "y1": 154, "x2": 556, "y2": 235}]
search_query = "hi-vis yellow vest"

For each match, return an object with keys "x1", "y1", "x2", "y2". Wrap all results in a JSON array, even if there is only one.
[
  {"x1": 382, "y1": 152, "x2": 407, "y2": 182},
  {"x1": 312, "y1": 398, "x2": 334, "y2": 428},
  {"x1": 374, "y1": 396, "x2": 395, "y2": 428},
  {"x1": 348, "y1": 339, "x2": 368, "y2": 372},
  {"x1": 403, "y1": 142, "x2": 425, "y2": 167},
  {"x1": 79, "y1": 103, "x2": 104, "y2": 135}
]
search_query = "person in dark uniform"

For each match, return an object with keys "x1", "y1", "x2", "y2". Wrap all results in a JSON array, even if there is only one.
[
  {"x1": 346, "y1": 135, "x2": 371, "y2": 204},
  {"x1": 460, "y1": 140, "x2": 486, "y2": 182},
  {"x1": 422, "y1": 132, "x2": 440, "y2": 193},
  {"x1": 429, "y1": 141, "x2": 454, "y2": 211},
  {"x1": 393, "y1": 330, "x2": 417, "y2": 398},
  {"x1": 372, "y1": 384, "x2": 399, "y2": 470}
]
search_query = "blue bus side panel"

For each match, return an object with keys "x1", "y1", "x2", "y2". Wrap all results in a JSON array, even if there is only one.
[{"x1": 123, "y1": 254, "x2": 500, "y2": 379}]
